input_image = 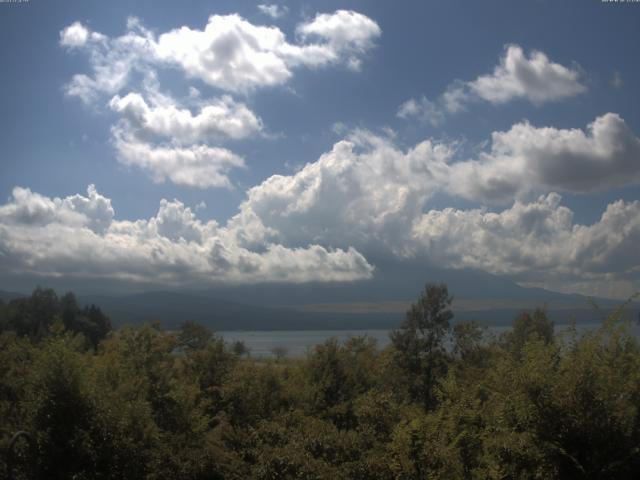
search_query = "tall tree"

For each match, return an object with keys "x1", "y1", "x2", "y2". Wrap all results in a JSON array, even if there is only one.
[
  {"x1": 507, "y1": 307, "x2": 554, "y2": 355},
  {"x1": 9, "y1": 287, "x2": 59, "y2": 341},
  {"x1": 390, "y1": 283, "x2": 453, "y2": 409}
]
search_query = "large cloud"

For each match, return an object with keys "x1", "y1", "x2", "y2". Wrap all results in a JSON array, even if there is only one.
[
  {"x1": 412, "y1": 193, "x2": 578, "y2": 275},
  {"x1": 2, "y1": 184, "x2": 638, "y2": 296},
  {"x1": 2, "y1": 113, "x2": 640, "y2": 295},
  {"x1": 231, "y1": 113, "x2": 640, "y2": 246},
  {"x1": 60, "y1": 11, "x2": 381, "y2": 100},
  {"x1": 0, "y1": 185, "x2": 114, "y2": 234},
  {"x1": 228, "y1": 130, "x2": 453, "y2": 255},
  {"x1": 412, "y1": 194, "x2": 640, "y2": 298},
  {"x1": 0, "y1": 186, "x2": 373, "y2": 286},
  {"x1": 218, "y1": 118, "x2": 640, "y2": 296},
  {"x1": 449, "y1": 113, "x2": 640, "y2": 202},
  {"x1": 398, "y1": 44, "x2": 586, "y2": 124}
]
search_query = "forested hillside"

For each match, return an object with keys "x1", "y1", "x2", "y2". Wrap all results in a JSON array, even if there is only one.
[{"x1": 1, "y1": 285, "x2": 639, "y2": 479}]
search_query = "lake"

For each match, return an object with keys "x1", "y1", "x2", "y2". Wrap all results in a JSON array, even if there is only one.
[{"x1": 218, "y1": 322, "x2": 640, "y2": 358}]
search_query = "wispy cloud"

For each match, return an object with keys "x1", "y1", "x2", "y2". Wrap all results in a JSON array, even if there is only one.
[{"x1": 257, "y1": 4, "x2": 288, "y2": 19}]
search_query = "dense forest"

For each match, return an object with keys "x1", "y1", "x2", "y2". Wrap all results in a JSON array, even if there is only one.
[{"x1": 1, "y1": 285, "x2": 639, "y2": 479}]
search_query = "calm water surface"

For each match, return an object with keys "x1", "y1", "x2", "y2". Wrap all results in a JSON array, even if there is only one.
[{"x1": 218, "y1": 323, "x2": 640, "y2": 358}]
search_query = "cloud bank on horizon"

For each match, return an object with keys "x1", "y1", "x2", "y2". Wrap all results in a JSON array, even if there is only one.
[{"x1": 1, "y1": 3, "x2": 639, "y2": 299}]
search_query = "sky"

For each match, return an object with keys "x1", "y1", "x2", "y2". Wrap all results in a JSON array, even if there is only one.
[{"x1": 1, "y1": 0, "x2": 639, "y2": 299}]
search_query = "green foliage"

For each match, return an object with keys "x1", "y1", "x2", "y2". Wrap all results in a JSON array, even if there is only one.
[
  {"x1": 270, "y1": 345, "x2": 288, "y2": 361},
  {"x1": 222, "y1": 361, "x2": 290, "y2": 426},
  {"x1": 8, "y1": 287, "x2": 60, "y2": 341},
  {"x1": 453, "y1": 320, "x2": 486, "y2": 364},
  {"x1": 3, "y1": 288, "x2": 112, "y2": 347},
  {"x1": 306, "y1": 336, "x2": 378, "y2": 429},
  {"x1": 178, "y1": 320, "x2": 214, "y2": 351},
  {"x1": 506, "y1": 307, "x2": 555, "y2": 355},
  {"x1": 1, "y1": 285, "x2": 640, "y2": 479},
  {"x1": 26, "y1": 335, "x2": 100, "y2": 478},
  {"x1": 390, "y1": 282, "x2": 454, "y2": 409},
  {"x1": 231, "y1": 339, "x2": 249, "y2": 357}
]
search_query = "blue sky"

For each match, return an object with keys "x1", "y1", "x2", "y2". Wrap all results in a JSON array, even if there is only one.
[{"x1": 1, "y1": 0, "x2": 639, "y2": 299}]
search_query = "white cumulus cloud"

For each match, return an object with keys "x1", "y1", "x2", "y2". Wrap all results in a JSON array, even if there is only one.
[
  {"x1": 0, "y1": 187, "x2": 373, "y2": 286},
  {"x1": 469, "y1": 44, "x2": 586, "y2": 105},
  {"x1": 108, "y1": 89, "x2": 265, "y2": 188},
  {"x1": 60, "y1": 11, "x2": 381, "y2": 100},
  {"x1": 411, "y1": 194, "x2": 640, "y2": 298},
  {"x1": 448, "y1": 113, "x2": 640, "y2": 203},
  {"x1": 296, "y1": 10, "x2": 382, "y2": 70},
  {"x1": 0, "y1": 185, "x2": 114, "y2": 234},
  {"x1": 60, "y1": 21, "x2": 91, "y2": 48},
  {"x1": 228, "y1": 130, "x2": 453, "y2": 256},
  {"x1": 231, "y1": 113, "x2": 640, "y2": 245},
  {"x1": 398, "y1": 44, "x2": 586, "y2": 124},
  {"x1": 111, "y1": 125, "x2": 245, "y2": 189},
  {"x1": 109, "y1": 92, "x2": 263, "y2": 144},
  {"x1": 3, "y1": 111, "x2": 640, "y2": 296},
  {"x1": 216, "y1": 117, "x2": 640, "y2": 296},
  {"x1": 59, "y1": 12, "x2": 381, "y2": 190}
]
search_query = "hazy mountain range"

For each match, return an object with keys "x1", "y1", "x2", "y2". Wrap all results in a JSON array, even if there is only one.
[{"x1": 2, "y1": 263, "x2": 636, "y2": 331}]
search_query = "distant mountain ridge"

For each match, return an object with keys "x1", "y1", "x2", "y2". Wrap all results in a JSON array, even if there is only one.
[
  {"x1": 0, "y1": 290, "x2": 26, "y2": 303},
  {"x1": 77, "y1": 289, "x2": 633, "y2": 331},
  {"x1": 1, "y1": 265, "x2": 635, "y2": 331}
]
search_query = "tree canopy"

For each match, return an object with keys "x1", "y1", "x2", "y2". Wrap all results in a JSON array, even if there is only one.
[{"x1": 1, "y1": 284, "x2": 640, "y2": 479}]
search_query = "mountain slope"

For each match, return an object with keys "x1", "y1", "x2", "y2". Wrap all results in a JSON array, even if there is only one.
[{"x1": 4, "y1": 263, "x2": 634, "y2": 330}]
